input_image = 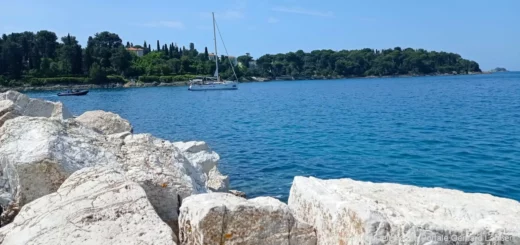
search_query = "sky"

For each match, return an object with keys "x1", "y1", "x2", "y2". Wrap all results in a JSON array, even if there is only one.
[{"x1": 0, "y1": 0, "x2": 519, "y2": 71}]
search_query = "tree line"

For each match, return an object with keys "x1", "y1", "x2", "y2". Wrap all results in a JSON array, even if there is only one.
[{"x1": 0, "y1": 30, "x2": 481, "y2": 86}]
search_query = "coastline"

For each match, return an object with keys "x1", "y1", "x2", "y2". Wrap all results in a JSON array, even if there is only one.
[{"x1": 0, "y1": 72, "x2": 492, "y2": 92}]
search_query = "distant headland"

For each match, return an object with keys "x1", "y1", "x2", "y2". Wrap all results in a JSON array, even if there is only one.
[
  {"x1": 1, "y1": 30, "x2": 484, "y2": 91},
  {"x1": 490, "y1": 67, "x2": 508, "y2": 72}
]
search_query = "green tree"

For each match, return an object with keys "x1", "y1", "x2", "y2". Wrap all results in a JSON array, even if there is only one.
[
  {"x1": 35, "y1": 30, "x2": 58, "y2": 59},
  {"x1": 2, "y1": 39, "x2": 24, "y2": 78},
  {"x1": 237, "y1": 54, "x2": 253, "y2": 68},
  {"x1": 89, "y1": 63, "x2": 107, "y2": 84},
  {"x1": 156, "y1": 40, "x2": 160, "y2": 52},
  {"x1": 110, "y1": 46, "x2": 132, "y2": 75},
  {"x1": 90, "y1": 31, "x2": 123, "y2": 69},
  {"x1": 83, "y1": 37, "x2": 94, "y2": 74}
]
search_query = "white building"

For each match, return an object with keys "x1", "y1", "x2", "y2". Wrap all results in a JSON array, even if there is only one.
[{"x1": 126, "y1": 47, "x2": 144, "y2": 57}]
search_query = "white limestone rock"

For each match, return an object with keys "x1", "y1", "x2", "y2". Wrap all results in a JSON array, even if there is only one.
[
  {"x1": 0, "y1": 117, "x2": 120, "y2": 207},
  {"x1": 0, "y1": 100, "x2": 19, "y2": 130},
  {"x1": 288, "y1": 176, "x2": 520, "y2": 245},
  {"x1": 207, "y1": 166, "x2": 230, "y2": 192},
  {"x1": 173, "y1": 141, "x2": 229, "y2": 192},
  {"x1": 119, "y1": 133, "x2": 207, "y2": 230},
  {"x1": 0, "y1": 167, "x2": 176, "y2": 245},
  {"x1": 179, "y1": 193, "x2": 316, "y2": 245},
  {"x1": 0, "y1": 90, "x2": 72, "y2": 127},
  {"x1": 75, "y1": 110, "x2": 133, "y2": 135},
  {"x1": 173, "y1": 141, "x2": 220, "y2": 174},
  {"x1": 0, "y1": 116, "x2": 208, "y2": 230}
]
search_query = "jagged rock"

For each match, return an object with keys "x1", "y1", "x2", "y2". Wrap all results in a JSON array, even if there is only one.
[
  {"x1": 0, "y1": 167, "x2": 177, "y2": 245},
  {"x1": 0, "y1": 117, "x2": 120, "y2": 207},
  {"x1": 229, "y1": 189, "x2": 246, "y2": 198},
  {"x1": 179, "y1": 193, "x2": 316, "y2": 245},
  {"x1": 0, "y1": 116, "x2": 208, "y2": 230},
  {"x1": 75, "y1": 110, "x2": 133, "y2": 135},
  {"x1": 0, "y1": 90, "x2": 72, "y2": 128},
  {"x1": 119, "y1": 133, "x2": 207, "y2": 231},
  {"x1": 288, "y1": 176, "x2": 520, "y2": 245},
  {"x1": 173, "y1": 141, "x2": 220, "y2": 174},
  {"x1": 0, "y1": 101, "x2": 19, "y2": 136},
  {"x1": 207, "y1": 166, "x2": 230, "y2": 192},
  {"x1": 173, "y1": 141, "x2": 229, "y2": 192}
]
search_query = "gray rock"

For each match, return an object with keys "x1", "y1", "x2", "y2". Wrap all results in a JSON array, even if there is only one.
[
  {"x1": 75, "y1": 110, "x2": 133, "y2": 135},
  {"x1": 0, "y1": 167, "x2": 177, "y2": 245},
  {"x1": 0, "y1": 90, "x2": 72, "y2": 128},
  {"x1": 179, "y1": 193, "x2": 316, "y2": 245},
  {"x1": 173, "y1": 141, "x2": 229, "y2": 192},
  {"x1": 288, "y1": 176, "x2": 520, "y2": 245},
  {"x1": 207, "y1": 166, "x2": 230, "y2": 192}
]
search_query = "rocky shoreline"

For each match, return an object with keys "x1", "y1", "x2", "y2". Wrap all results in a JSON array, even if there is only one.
[
  {"x1": 0, "y1": 91, "x2": 519, "y2": 244},
  {"x1": 0, "y1": 72, "x2": 494, "y2": 93}
]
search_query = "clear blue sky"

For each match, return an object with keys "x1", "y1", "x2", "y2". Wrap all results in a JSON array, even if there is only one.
[{"x1": 1, "y1": 0, "x2": 519, "y2": 71}]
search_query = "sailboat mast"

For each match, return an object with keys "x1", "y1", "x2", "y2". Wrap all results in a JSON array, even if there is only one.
[{"x1": 213, "y1": 12, "x2": 219, "y2": 80}]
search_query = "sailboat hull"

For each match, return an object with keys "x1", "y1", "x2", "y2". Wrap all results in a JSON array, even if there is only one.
[{"x1": 188, "y1": 82, "x2": 238, "y2": 91}]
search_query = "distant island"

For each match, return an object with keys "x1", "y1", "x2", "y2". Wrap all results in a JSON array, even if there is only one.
[
  {"x1": 490, "y1": 67, "x2": 508, "y2": 72},
  {"x1": 1, "y1": 30, "x2": 482, "y2": 90}
]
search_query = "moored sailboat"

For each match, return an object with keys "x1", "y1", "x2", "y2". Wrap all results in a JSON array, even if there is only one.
[{"x1": 189, "y1": 12, "x2": 238, "y2": 91}]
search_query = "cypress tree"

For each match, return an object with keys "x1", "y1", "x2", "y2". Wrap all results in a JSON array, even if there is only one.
[
  {"x1": 163, "y1": 44, "x2": 168, "y2": 56},
  {"x1": 204, "y1": 47, "x2": 209, "y2": 59},
  {"x1": 126, "y1": 42, "x2": 130, "y2": 48},
  {"x1": 156, "y1": 40, "x2": 160, "y2": 51}
]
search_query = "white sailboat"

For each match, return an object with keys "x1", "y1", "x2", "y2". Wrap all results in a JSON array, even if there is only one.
[{"x1": 189, "y1": 12, "x2": 238, "y2": 91}]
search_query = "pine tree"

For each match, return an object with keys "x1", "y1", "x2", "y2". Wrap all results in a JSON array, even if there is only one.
[{"x1": 156, "y1": 40, "x2": 160, "y2": 52}]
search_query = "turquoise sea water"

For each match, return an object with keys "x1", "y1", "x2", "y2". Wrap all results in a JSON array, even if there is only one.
[{"x1": 27, "y1": 72, "x2": 520, "y2": 202}]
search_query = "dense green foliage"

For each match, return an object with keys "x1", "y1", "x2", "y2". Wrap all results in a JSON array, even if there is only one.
[
  {"x1": 253, "y1": 48, "x2": 481, "y2": 78},
  {"x1": 0, "y1": 30, "x2": 481, "y2": 87}
]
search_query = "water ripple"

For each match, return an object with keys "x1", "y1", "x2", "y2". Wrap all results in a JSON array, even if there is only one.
[{"x1": 26, "y1": 72, "x2": 520, "y2": 202}]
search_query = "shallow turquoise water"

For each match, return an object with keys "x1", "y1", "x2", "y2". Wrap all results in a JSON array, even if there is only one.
[{"x1": 27, "y1": 73, "x2": 520, "y2": 201}]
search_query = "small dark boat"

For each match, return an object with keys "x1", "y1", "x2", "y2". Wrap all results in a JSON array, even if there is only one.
[{"x1": 57, "y1": 90, "x2": 89, "y2": 96}]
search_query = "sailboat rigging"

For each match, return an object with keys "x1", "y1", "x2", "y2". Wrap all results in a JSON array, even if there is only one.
[{"x1": 188, "y1": 12, "x2": 238, "y2": 91}]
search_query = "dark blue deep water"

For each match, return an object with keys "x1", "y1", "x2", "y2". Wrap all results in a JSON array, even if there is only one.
[{"x1": 27, "y1": 73, "x2": 520, "y2": 201}]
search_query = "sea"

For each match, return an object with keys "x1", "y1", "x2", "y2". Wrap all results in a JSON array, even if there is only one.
[{"x1": 26, "y1": 72, "x2": 520, "y2": 202}]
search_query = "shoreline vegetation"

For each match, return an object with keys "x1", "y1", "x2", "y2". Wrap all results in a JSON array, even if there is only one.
[
  {"x1": 0, "y1": 71, "x2": 491, "y2": 92},
  {"x1": 1, "y1": 30, "x2": 485, "y2": 92}
]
